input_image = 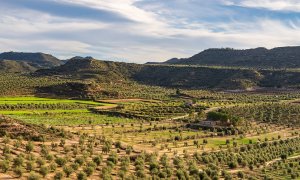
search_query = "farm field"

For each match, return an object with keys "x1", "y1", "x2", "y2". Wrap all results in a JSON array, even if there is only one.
[
  {"x1": 3, "y1": 1, "x2": 300, "y2": 179},
  {"x1": 1, "y1": 91, "x2": 300, "y2": 179},
  {"x1": 0, "y1": 97, "x2": 131, "y2": 126}
]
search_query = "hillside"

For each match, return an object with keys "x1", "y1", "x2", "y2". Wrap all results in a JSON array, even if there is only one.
[
  {"x1": 0, "y1": 60, "x2": 37, "y2": 73},
  {"x1": 36, "y1": 56, "x2": 141, "y2": 81},
  {"x1": 0, "y1": 52, "x2": 63, "y2": 70},
  {"x1": 35, "y1": 57, "x2": 300, "y2": 90},
  {"x1": 160, "y1": 46, "x2": 300, "y2": 68}
]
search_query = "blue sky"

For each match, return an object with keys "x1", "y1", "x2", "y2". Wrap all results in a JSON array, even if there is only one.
[{"x1": 0, "y1": 0, "x2": 300, "y2": 63}]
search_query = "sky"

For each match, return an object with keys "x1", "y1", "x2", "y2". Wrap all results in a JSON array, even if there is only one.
[{"x1": 0, "y1": 0, "x2": 300, "y2": 63}]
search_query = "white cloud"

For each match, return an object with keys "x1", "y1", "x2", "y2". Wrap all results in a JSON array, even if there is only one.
[
  {"x1": 0, "y1": 8, "x2": 109, "y2": 37},
  {"x1": 1, "y1": 0, "x2": 300, "y2": 63},
  {"x1": 0, "y1": 37, "x2": 93, "y2": 59},
  {"x1": 225, "y1": 0, "x2": 300, "y2": 12}
]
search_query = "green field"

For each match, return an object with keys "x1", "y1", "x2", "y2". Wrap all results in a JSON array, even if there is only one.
[
  {"x1": 0, "y1": 96, "x2": 107, "y2": 105},
  {"x1": 0, "y1": 96, "x2": 133, "y2": 126},
  {"x1": 9, "y1": 112, "x2": 135, "y2": 126}
]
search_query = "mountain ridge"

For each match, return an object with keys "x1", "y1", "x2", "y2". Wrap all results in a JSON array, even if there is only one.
[
  {"x1": 0, "y1": 52, "x2": 63, "y2": 72},
  {"x1": 154, "y1": 46, "x2": 300, "y2": 68}
]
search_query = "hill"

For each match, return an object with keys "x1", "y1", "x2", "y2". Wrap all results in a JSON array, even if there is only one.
[
  {"x1": 0, "y1": 52, "x2": 63, "y2": 71},
  {"x1": 0, "y1": 60, "x2": 37, "y2": 72},
  {"x1": 0, "y1": 115, "x2": 67, "y2": 141},
  {"x1": 160, "y1": 46, "x2": 300, "y2": 68},
  {"x1": 36, "y1": 56, "x2": 141, "y2": 81},
  {"x1": 35, "y1": 57, "x2": 300, "y2": 90}
]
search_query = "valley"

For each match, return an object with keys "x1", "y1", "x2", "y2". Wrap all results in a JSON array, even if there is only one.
[{"x1": 0, "y1": 50, "x2": 300, "y2": 179}]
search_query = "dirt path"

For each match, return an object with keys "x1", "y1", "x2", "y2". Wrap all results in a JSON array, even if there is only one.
[
  {"x1": 97, "y1": 99, "x2": 160, "y2": 103},
  {"x1": 265, "y1": 154, "x2": 300, "y2": 166},
  {"x1": 93, "y1": 98, "x2": 160, "y2": 110},
  {"x1": 228, "y1": 154, "x2": 300, "y2": 174},
  {"x1": 93, "y1": 104, "x2": 118, "y2": 110},
  {"x1": 0, "y1": 173, "x2": 14, "y2": 179}
]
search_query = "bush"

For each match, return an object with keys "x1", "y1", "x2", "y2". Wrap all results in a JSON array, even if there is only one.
[
  {"x1": 0, "y1": 160, "x2": 9, "y2": 173},
  {"x1": 13, "y1": 166, "x2": 23, "y2": 177},
  {"x1": 13, "y1": 156, "x2": 24, "y2": 167},
  {"x1": 77, "y1": 171, "x2": 87, "y2": 180},
  {"x1": 25, "y1": 142, "x2": 34, "y2": 153},
  {"x1": 107, "y1": 152, "x2": 118, "y2": 165},
  {"x1": 136, "y1": 170, "x2": 146, "y2": 178},
  {"x1": 75, "y1": 157, "x2": 85, "y2": 166},
  {"x1": 84, "y1": 166, "x2": 94, "y2": 177},
  {"x1": 28, "y1": 172, "x2": 40, "y2": 180},
  {"x1": 71, "y1": 163, "x2": 79, "y2": 171},
  {"x1": 39, "y1": 166, "x2": 49, "y2": 177},
  {"x1": 26, "y1": 161, "x2": 35, "y2": 172},
  {"x1": 228, "y1": 161, "x2": 238, "y2": 169},
  {"x1": 237, "y1": 171, "x2": 245, "y2": 178},
  {"x1": 63, "y1": 166, "x2": 74, "y2": 177},
  {"x1": 36, "y1": 157, "x2": 45, "y2": 167},
  {"x1": 54, "y1": 172, "x2": 64, "y2": 180},
  {"x1": 50, "y1": 162, "x2": 57, "y2": 172},
  {"x1": 93, "y1": 155, "x2": 102, "y2": 166},
  {"x1": 55, "y1": 157, "x2": 67, "y2": 167}
]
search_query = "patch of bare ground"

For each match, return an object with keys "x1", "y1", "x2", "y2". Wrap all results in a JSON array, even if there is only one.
[{"x1": 97, "y1": 98, "x2": 160, "y2": 103}]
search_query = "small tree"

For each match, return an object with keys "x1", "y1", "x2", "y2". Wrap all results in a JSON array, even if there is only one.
[
  {"x1": 50, "y1": 162, "x2": 57, "y2": 172},
  {"x1": 84, "y1": 166, "x2": 94, "y2": 177},
  {"x1": 77, "y1": 171, "x2": 87, "y2": 180},
  {"x1": 26, "y1": 142, "x2": 34, "y2": 153},
  {"x1": 13, "y1": 156, "x2": 24, "y2": 167},
  {"x1": 13, "y1": 166, "x2": 23, "y2": 178},
  {"x1": 92, "y1": 155, "x2": 102, "y2": 166},
  {"x1": 0, "y1": 160, "x2": 10, "y2": 173},
  {"x1": 26, "y1": 161, "x2": 35, "y2": 172},
  {"x1": 75, "y1": 157, "x2": 85, "y2": 166},
  {"x1": 54, "y1": 172, "x2": 64, "y2": 180},
  {"x1": 36, "y1": 157, "x2": 45, "y2": 167},
  {"x1": 39, "y1": 166, "x2": 49, "y2": 178},
  {"x1": 63, "y1": 166, "x2": 74, "y2": 177},
  {"x1": 55, "y1": 157, "x2": 67, "y2": 167},
  {"x1": 28, "y1": 172, "x2": 40, "y2": 180}
]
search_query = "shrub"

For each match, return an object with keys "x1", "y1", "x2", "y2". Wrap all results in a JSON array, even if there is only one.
[
  {"x1": 13, "y1": 166, "x2": 23, "y2": 177},
  {"x1": 26, "y1": 161, "x2": 35, "y2": 172},
  {"x1": 228, "y1": 161, "x2": 238, "y2": 169},
  {"x1": 84, "y1": 166, "x2": 94, "y2": 177},
  {"x1": 63, "y1": 166, "x2": 74, "y2": 177},
  {"x1": 28, "y1": 172, "x2": 40, "y2": 180},
  {"x1": 75, "y1": 157, "x2": 85, "y2": 166},
  {"x1": 36, "y1": 157, "x2": 45, "y2": 167},
  {"x1": 0, "y1": 160, "x2": 9, "y2": 173},
  {"x1": 77, "y1": 171, "x2": 87, "y2": 180},
  {"x1": 55, "y1": 157, "x2": 67, "y2": 167},
  {"x1": 39, "y1": 166, "x2": 49, "y2": 177},
  {"x1": 25, "y1": 142, "x2": 34, "y2": 153},
  {"x1": 71, "y1": 163, "x2": 79, "y2": 171},
  {"x1": 13, "y1": 156, "x2": 24, "y2": 167},
  {"x1": 93, "y1": 155, "x2": 102, "y2": 166},
  {"x1": 54, "y1": 172, "x2": 64, "y2": 180},
  {"x1": 50, "y1": 162, "x2": 57, "y2": 172}
]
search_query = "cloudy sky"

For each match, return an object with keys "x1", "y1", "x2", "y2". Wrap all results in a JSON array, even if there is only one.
[{"x1": 0, "y1": 0, "x2": 300, "y2": 63}]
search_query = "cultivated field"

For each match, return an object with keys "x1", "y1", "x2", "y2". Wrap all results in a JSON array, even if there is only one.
[{"x1": 1, "y1": 90, "x2": 300, "y2": 180}]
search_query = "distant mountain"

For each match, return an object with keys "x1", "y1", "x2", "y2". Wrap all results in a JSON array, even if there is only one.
[
  {"x1": 0, "y1": 52, "x2": 63, "y2": 70},
  {"x1": 159, "y1": 46, "x2": 300, "y2": 68},
  {"x1": 36, "y1": 57, "x2": 300, "y2": 90},
  {"x1": 0, "y1": 60, "x2": 37, "y2": 73}
]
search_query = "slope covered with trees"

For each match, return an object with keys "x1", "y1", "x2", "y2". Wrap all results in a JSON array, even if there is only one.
[
  {"x1": 0, "y1": 60, "x2": 37, "y2": 73},
  {"x1": 161, "y1": 46, "x2": 300, "y2": 69},
  {"x1": 36, "y1": 57, "x2": 300, "y2": 90}
]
